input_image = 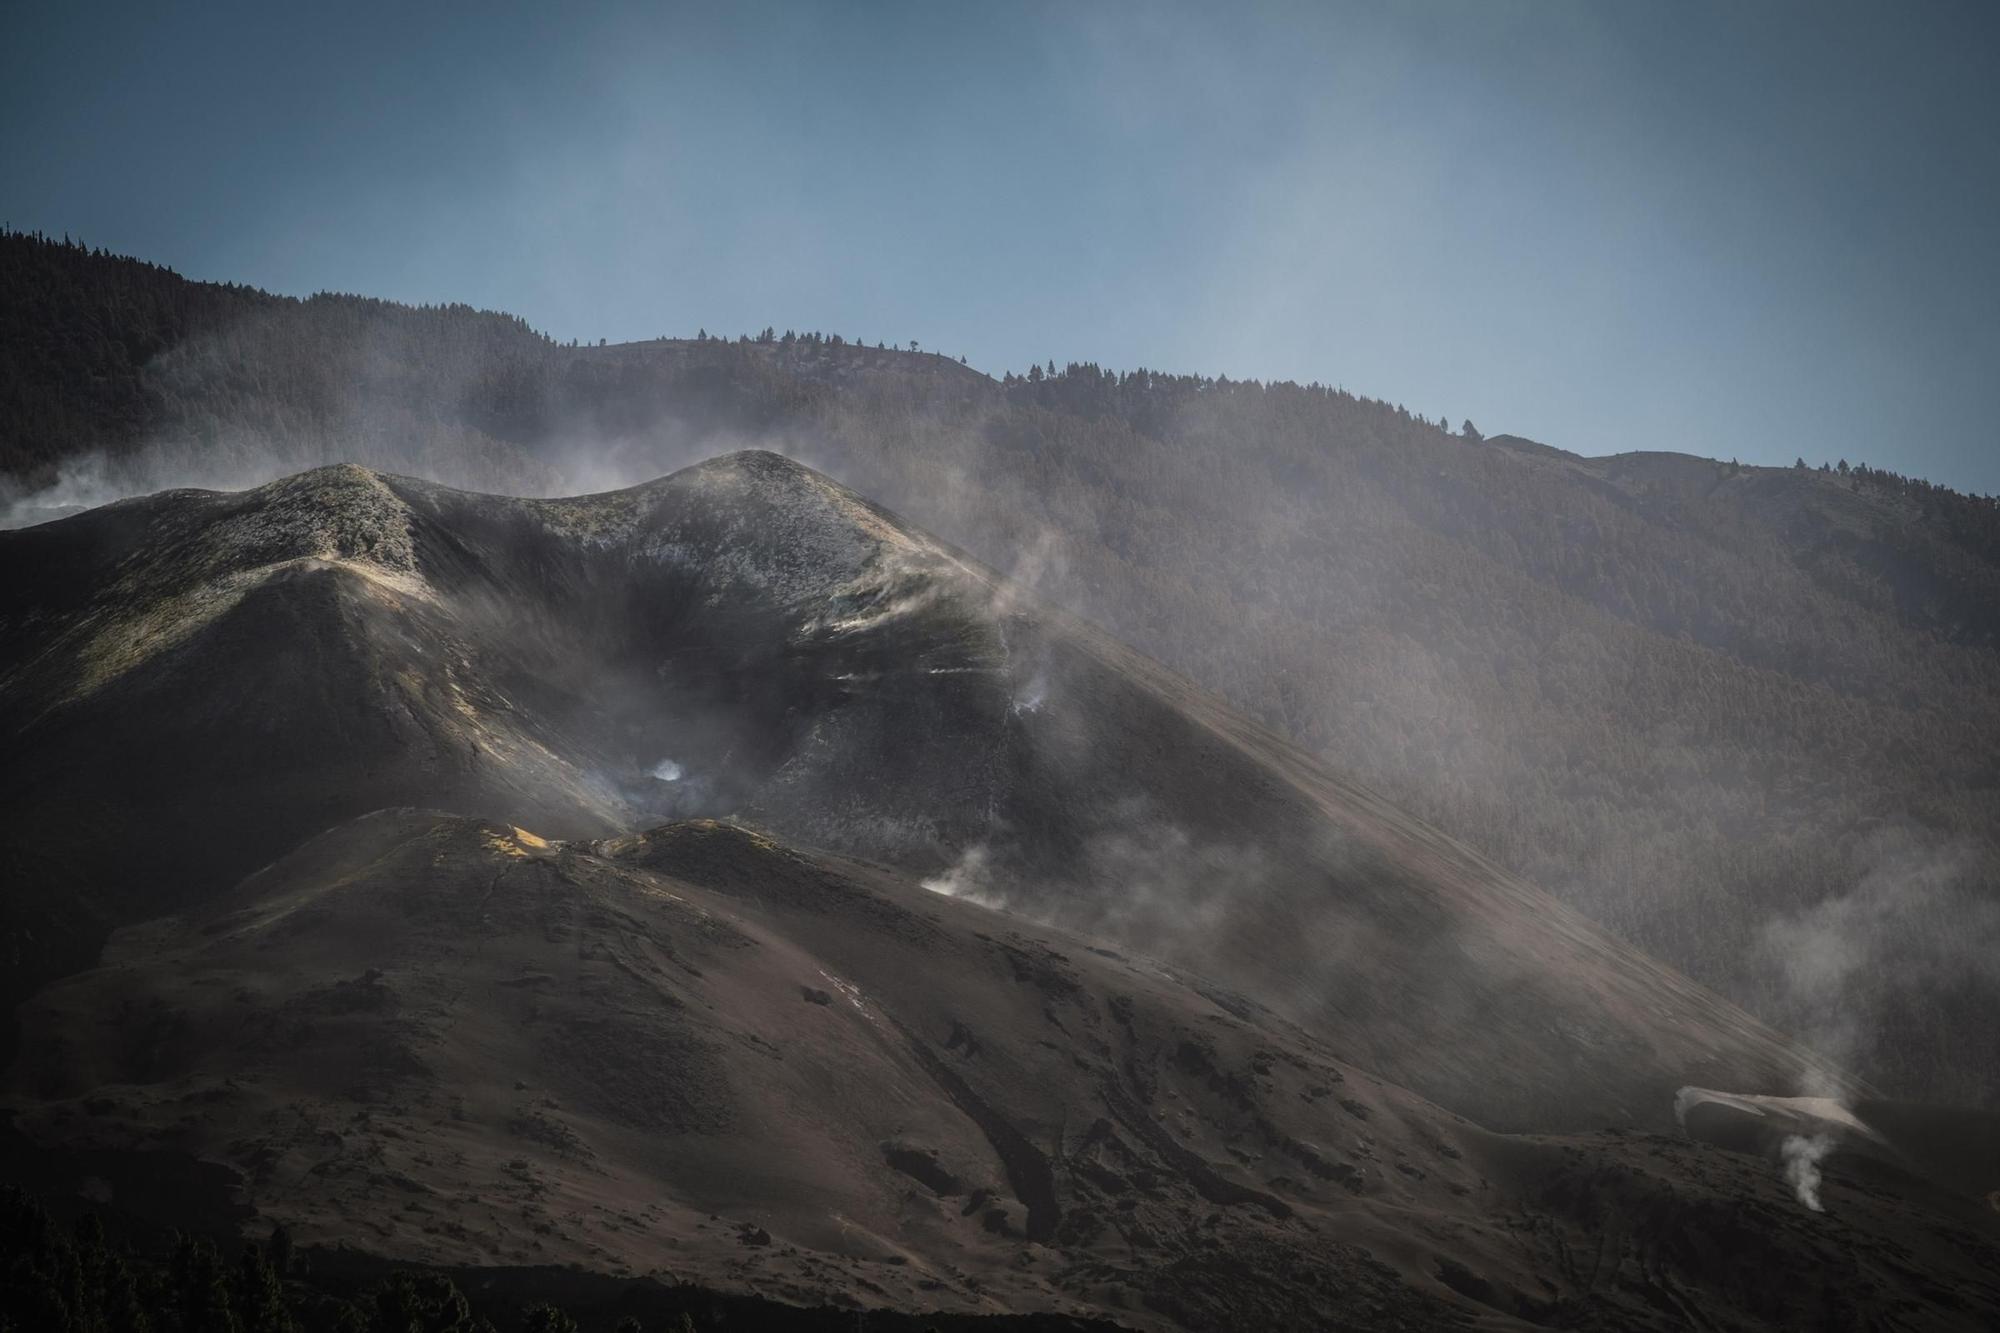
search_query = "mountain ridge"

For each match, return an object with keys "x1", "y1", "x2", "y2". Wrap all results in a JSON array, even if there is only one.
[
  {"x1": 1, "y1": 454, "x2": 1840, "y2": 1136},
  {"x1": 5, "y1": 229, "x2": 1997, "y2": 1111},
  {"x1": 3, "y1": 452, "x2": 1997, "y2": 1328}
]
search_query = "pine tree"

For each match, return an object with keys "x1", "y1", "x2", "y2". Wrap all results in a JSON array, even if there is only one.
[
  {"x1": 168, "y1": 1234, "x2": 241, "y2": 1333},
  {"x1": 519, "y1": 1304, "x2": 577, "y2": 1333},
  {"x1": 265, "y1": 1224, "x2": 293, "y2": 1280},
  {"x1": 368, "y1": 1272, "x2": 481, "y2": 1333},
  {"x1": 233, "y1": 1244, "x2": 294, "y2": 1333}
]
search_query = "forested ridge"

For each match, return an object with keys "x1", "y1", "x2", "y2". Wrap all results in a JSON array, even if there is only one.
[{"x1": 5, "y1": 228, "x2": 1997, "y2": 1106}]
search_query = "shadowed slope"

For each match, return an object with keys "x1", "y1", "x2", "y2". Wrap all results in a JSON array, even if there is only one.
[
  {"x1": 3, "y1": 455, "x2": 1833, "y2": 1134},
  {"x1": 7, "y1": 810, "x2": 1995, "y2": 1331}
]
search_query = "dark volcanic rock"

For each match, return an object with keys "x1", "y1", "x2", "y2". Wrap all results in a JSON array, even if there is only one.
[
  {"x1": 8, "y1": 809, "x2": 1995, "y2": 1330},
  {"x1": 0, "y1": 455, "x2": 1838, "y2": 1134},
  {"x1": 1, "y1": 458, "x2": 1996, "y2": 1328}
]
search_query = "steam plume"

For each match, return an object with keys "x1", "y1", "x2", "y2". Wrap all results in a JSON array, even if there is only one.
[{"x1": 1780, "y1": 1133, "x2": 1833, "y2": 1212}]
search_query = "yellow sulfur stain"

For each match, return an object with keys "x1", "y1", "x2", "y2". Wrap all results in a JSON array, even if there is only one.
[
  {"x1": 682, "y1": 818, "x2": 780, "y2": 851},
  {"x1": 484, "y1": 826, "x2": 551, "y2": 858}
]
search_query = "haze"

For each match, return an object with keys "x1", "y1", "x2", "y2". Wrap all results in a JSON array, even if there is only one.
[{"x1": 5, "y1": 0, "x2": 1996, "y2": 493}]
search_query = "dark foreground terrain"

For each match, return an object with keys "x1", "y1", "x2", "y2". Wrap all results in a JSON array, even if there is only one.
[
  {"x1": 9, "y1": 811, "x2": 2000, "y2": 1329},
  {"x1": 3, "y1": 1176, "x2": 1121, "y2": 1332},
  {"x1": 2, "y1": 457, "x2": 1996, "y2": 1328},
  {"x1": 6, "y1": 808, "x2": 1999, "y2": 1329}
]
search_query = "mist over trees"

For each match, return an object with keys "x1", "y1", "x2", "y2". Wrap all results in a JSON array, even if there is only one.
[{"x1": 4, "y1": 229, "x2": 1998, "y2": 1106}]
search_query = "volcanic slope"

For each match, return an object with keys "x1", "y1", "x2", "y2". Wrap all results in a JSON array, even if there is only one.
[
  {"x1": 3, "y1": 454, "x2": 1828, "y2": 1133},
  {"x1": 8, "y1": 809, "x2": 1998, "y2": 1331}
]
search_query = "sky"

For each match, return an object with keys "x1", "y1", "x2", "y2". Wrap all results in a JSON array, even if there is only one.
[{"x1": 5, "y1": 0, "x2": 1998, "y2": 493}]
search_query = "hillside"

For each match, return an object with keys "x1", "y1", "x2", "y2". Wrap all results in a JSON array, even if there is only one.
[
  {"x1": 0, "y1": 456, "x2": 1836, "y2": 1134},
  {"x1": 3, "y1": 230, "x2": 1998, "y2": 1107},
  {"x1": 0, "y1": 445, "x2": 1996, "y2": 1326},
  {"x1": 10, "y1": 807, "x2": 1998, "y2": 1330}
]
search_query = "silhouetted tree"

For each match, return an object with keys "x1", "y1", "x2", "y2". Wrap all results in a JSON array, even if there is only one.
[
  {"x1": 234, "y1": 1244, "x2": 294, "y2": 1333},
  {"x1": 368, "y1": 1272, "x2": 488, "y2": 1333},
  {"x1": 519, "y1": 1305, "x2": 577, "y2": 1333},
  {"x1": 169, "y1": 1234, "x2": 240, "y2": 1333}
]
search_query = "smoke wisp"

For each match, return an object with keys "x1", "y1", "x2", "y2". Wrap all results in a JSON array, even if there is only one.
[
  {"x1": 1780, "y1": 1133, "x2": 1834, "y2": 1212},
  {"x1": 1755, "y1": 827, "x2": 2000, "y2": 1104}
]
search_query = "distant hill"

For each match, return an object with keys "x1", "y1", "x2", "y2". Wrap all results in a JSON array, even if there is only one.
[{"x1": 4, "y1": 229, "x2": 1997, "y2": 1107}]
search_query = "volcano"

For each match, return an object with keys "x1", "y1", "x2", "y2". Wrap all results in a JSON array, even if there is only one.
[{"x1": 2, "y1": 455, "x2": 1995, "y2": 1327}]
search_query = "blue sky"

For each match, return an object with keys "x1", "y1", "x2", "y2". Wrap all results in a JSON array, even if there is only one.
[{"x1": 6, "y1": 1, "x2": 1998, "y2": 491}]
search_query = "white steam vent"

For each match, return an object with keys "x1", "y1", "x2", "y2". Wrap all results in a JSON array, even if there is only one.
[
  {"x1": 1675, "y1": 1087, "x2": 1861, "y2": 1214},
  {"x1": 1011, "y1": 670, "x2": 1048, "y2": 715},
  {"x1": 921, "y1": 845, "x2": 1009, "y2": 910},
  {"x1": 1780, "y1": 1133, "x2": 1834, "y2": 1212}
]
